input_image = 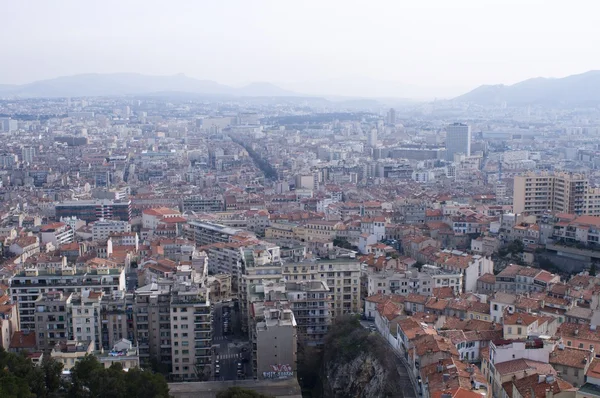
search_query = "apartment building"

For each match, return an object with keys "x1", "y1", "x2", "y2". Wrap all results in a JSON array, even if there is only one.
[
  {"x1": 551, "y1": 214, "x2": 600, "y2": 246},
  {"x1": 99, "y1": 290, "x2": 135, "y2": 349},
  {"x1": 182, "y1": 196, "x2": 224, "y2": 213},
  {"x1": 34, "y1": 291, "x2": 72, "y2": 351},
  {"x1": 184, "y1": 220, "x2": 243, "y2": 246},
  {"x1": 285, "y1": 280, "x2": 332, "y2": 346},
  {"x1": 134, "y1": 281, "x2": 172, "y2": 370},
  {"x1": 40, "y1": 222, "x2": 74, "y2": 247},
  {"x1": 513, "y1": 172, "x2": 588, "y2": 215},
  {"x1": 70, "y1": 290, "x2": 102, "y2": 349},
  {"x1": 11, "y1": 265, "x2": 126, "y2": 330},
  {"x1": 92, "y1": 219, "x2": 131, "y2": 242},
  {"x1": 0, "y1": 302, "x2": 19, "y2": 351},
  {"x1": 432, "y1": 250, "x2": 494, "y2": 293},
  {"x1": 49, "y1": 340, "x2": 94, "y2": 371},
  {"x1": 238, "y1": 245, "x2": 283, "y2": 333},
  {"x1": 483, "y1": 338, "x2": 556, "y2": 398},
  {"x1": 255, "y1": 302, "x2": 297, "y2": 380},
  {"x1": 495, "y1": 264, "x2": 560, "y2": 295},
  {"x1": 282, "y1": 255, "x2": 361, "y2": 318},
  {"x1": 366, "y1": 265, "x2": 463, "y2": 297},
  {"x1": 170, "y1": 279, "x2": 211, "y2": 381}
]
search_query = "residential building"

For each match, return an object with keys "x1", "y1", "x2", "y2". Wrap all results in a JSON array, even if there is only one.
[
  {"x1": 549, "y1": 345, "x2": 593, "y2": 388},
  {"x1": 184, "y1": 220, "x2": 243, "y2": 246},
  {"x1": 495, "y1": 264, "x2": 560, "y2": 295},
  {"x1": 34, "y1": 291, "x2": 72, "y2": 351},
  {"x1": 170, "y1": 275, "x2": 212, "y2": 381},
  {"x1": 255, "y1": 302, "x2": 297, "y2": 380},
  {"x1": 134, "y1": 281, "x2": 172, "y2": 370},
  {"x1": 285, "y1": 280, "x2": 332, "y2": 346},
  {"x1": 92, "y1": 219, "x2": 132, "y2": 242},
  {"x1": 96, "y1": 338, "x2": 140, "y2": 370},
  {"x1": 99, "y1": 290, "x2": 135, "y2": 349},
  {"x1": 513, "y1": 172, "x2": 589, "y2": 216},
  {"x1": 69, "y1": 291, "x2": 103, "y2": 349},
  {"x1": 11, "y1": 265, "x2": 126, "y2": 330},
  {"x1": 283, "y1": 255, "x2": 361, "y2": 318},
  {"x1": 40, "y1": 222, "x2": 74, "y2": 247},
  {"x1": 51, "y1": 340, "x2": 94, "y2": 370},
  {"x1": 484, "y1": 338, "x2": 557, "y2": 398}
]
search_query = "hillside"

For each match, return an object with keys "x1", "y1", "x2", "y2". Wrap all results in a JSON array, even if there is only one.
[
  {"x1": 454, "y1": 70, "x2": 600, "y2": 105},
  {"x1": 298, "y1": 316, "x2": 415, "y2": 398},
  {"x1": 0, "y1": 73, "x2": 299, "y2": 98}
]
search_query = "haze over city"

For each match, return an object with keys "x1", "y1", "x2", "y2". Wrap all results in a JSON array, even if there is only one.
[
  {"x1": 2, "y1": 0, "x2": 600, "y2": 98},
  {"x1": 3, "y1": 2, "x2": 600, "y2": 398}
]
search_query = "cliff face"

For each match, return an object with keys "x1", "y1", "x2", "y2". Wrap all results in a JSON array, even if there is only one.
[
  {"x1": 316, "y1": 317, "x2": 414, "y2": 398},
  {"x1": 322, "y1": 350, "x2": 400, "y2": 398}
]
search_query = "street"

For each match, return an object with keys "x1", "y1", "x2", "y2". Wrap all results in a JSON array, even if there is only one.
[{"x1": 212, "y1": 301, "x2": 252, "y2": 381}]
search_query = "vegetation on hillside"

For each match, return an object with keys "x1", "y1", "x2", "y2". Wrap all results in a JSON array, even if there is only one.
[
  {"x1": 0, "y1": 348, "x2": 170, "y2": 398},
  {"x1": 216, "y1": 387, "x2": 273, "y2": 398}
]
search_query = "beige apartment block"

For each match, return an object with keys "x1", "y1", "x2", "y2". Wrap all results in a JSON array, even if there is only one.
[{"x1": 513, "y1": 172, "x2": 588, "y2": 215}]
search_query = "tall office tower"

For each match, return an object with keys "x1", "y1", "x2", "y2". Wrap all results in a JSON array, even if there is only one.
[
  {"x1": 445, "y1": 123, "x2": 471, "y2": 161},
  {"x1": 513, "y1": 171, "x2": 591, "y2": 216},
  {"x1": 21, "y1": 146, "x2": 36, "y2": 164},
  {"x1": 367, "y1": 129, "x2": 378, "y2": 147},
  {"x1": 387, "y1": 108, "x2": 396, "y2": 125}
]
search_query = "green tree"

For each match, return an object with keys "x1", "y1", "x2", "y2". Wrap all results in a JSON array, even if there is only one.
[
  {"x1": 123, "y1": 368, "x2": 170, "y2": 398},
  {"x1": 217, "y1": 387, "x2": 274, "y2": 398},
  {"x1": 41, "y1": 355, "x2": 66, "y2": 397}
]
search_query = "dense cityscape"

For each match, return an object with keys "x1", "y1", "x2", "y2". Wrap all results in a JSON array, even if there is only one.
[
  {"x1": 2, "y1": 1, "x2": 600, "y2": 396},
  {"x1": 0, "y1": 90, "x2": 599, "y2": 398}
]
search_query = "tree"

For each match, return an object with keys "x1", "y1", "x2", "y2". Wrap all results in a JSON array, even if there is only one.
[
  {"x1": 297, "y1": 343, "x2": 322, "y2": 396},
  {"x1": 123, "y1": 368, "x2": 170, "y2": 398},
  {"x1": 217, "y1": 387, "x2": 274, "y2": 398}
]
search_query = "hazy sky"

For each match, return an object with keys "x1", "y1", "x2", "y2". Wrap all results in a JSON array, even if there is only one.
[{"x1": 2, "y1": 0, "x2": 599, "y2": 97}]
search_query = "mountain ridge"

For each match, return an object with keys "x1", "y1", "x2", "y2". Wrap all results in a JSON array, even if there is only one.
[
  {"x1": 454, "y1": 70, "x2": 600, "y2": 105},
  {"x1": 0, "y1": 73, "x2": 300, "y2": 98}
]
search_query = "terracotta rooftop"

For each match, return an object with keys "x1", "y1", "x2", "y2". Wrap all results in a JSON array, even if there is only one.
[
  {"x1": 549, "y1": 346, "x2": 593, "y2": 369},
  {"x1": 10, "y1": 331, "x2": 36, "y2": 349}
]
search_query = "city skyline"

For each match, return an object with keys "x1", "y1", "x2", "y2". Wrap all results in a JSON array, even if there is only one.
[{"x1": 2, "y1": 1, "x2": 599, "y2": 98}]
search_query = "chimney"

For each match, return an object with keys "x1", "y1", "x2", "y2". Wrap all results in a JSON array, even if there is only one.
[
  {"x1": 575, "y1": 329, "x2": 579, "y2": 336},
  {"x1": 538, "y1": 374, "x2": 545, "y2": 383}
]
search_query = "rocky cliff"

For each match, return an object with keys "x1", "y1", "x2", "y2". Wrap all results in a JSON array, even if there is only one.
[{"x1": 314, "y1": 317, "x2": 414, "y2": 398}]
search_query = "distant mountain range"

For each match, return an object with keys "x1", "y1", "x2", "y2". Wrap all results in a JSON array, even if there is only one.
[
  {"x1": 0, "y1": 73, "x2": 300, "y2": 98},
  {"x1": 454, "y1": 70, "x2": 600, "y2": 105}
]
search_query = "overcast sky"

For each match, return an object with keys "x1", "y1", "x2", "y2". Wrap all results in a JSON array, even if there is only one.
[{"x1": 2, "y1": 0, "x2": 599, "y2": 97}]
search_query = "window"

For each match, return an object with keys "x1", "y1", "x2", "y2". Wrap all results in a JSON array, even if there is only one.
[
  {"x1": 579, "y1": 343, "x2": 584, "y2": 349},
  {"x1": 507, "y1": 327, "x2": 512, "y2": 334}
]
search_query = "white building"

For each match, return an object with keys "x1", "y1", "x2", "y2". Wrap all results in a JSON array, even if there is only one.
[
  {"x1": 92, "y1": 219, "x2": 132, "y2": 242},
  {"x1": 40, "y1": 222, "x2": 74, "y2": 247}
]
